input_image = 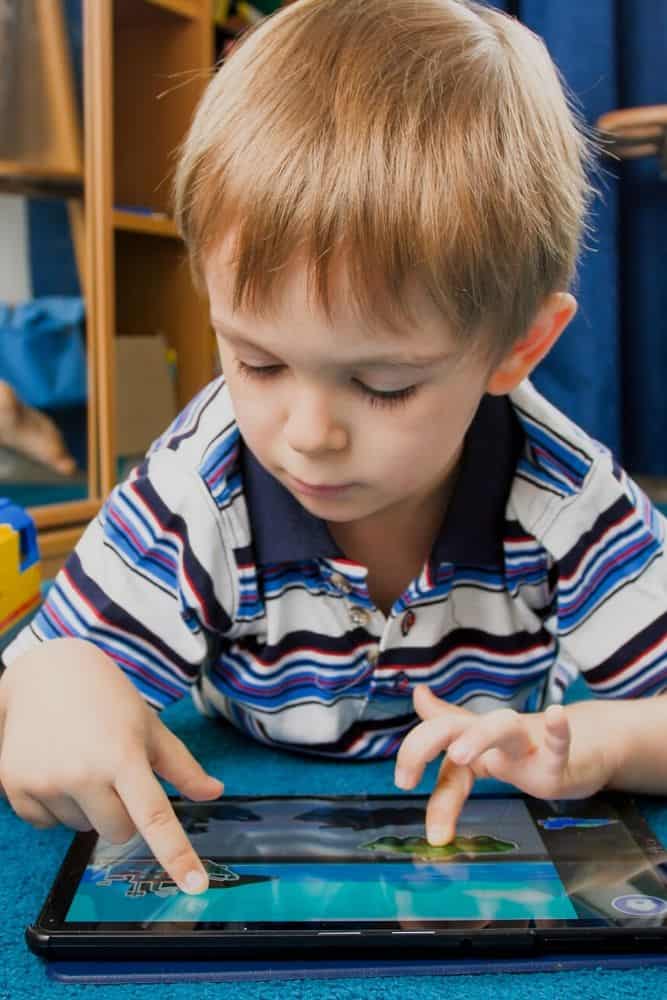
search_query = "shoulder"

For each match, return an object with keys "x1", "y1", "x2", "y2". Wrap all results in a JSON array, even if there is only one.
[
  {"x1": 148, "y1": 376, "x2": 238, "y2": 467},
  {"x1": 108, "y1": 377, "x2": 251, "y2": 555},
  {"x1": 98, "y1": 378, "x2": 247, "y2": 615},
  {"x1": 146, "y1": 377, "x2": 245, "y2": 508},
  {"x1": 506, "y1": 380, "x2": 662, "y2": 559},
  {"x1": 509, "y1": 379, "x2": 597, "y2": 505}
]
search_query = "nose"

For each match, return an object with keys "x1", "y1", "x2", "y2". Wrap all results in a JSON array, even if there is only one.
[{"x1": 284, "y1": 381, "x2": 348, "y2": 456}]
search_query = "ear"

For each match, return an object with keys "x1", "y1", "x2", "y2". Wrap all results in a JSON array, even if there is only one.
[{"x1": 486, "y1": 292, "x2": 578, "y2": 396}]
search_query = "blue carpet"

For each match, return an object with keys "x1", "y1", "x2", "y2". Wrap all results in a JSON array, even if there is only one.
[{"x1": 2, "y1": 694, "x2": 667, "y2": 998}]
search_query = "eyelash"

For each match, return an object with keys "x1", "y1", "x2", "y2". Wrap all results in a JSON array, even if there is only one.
[{"x1": 234, "y1": 360, "x2": 418, "y2": 408}]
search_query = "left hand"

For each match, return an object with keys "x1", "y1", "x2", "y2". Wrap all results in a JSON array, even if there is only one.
[{"x1": 394, "y1": 684, "x2": 610, "y2": 846}]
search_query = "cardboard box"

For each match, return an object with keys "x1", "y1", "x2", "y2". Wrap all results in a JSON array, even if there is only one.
[{"x1": 116, "y1": 334, "x2": 177, "y2": 457}]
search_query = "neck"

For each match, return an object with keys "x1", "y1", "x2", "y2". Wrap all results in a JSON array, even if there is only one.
[{"x1": 329, "y1": 459, "x2": 461, "y2": 570}]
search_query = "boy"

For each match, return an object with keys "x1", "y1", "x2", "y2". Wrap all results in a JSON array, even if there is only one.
[{"x1": 1, "y1": 0, "x2": 667, "y2": 898}]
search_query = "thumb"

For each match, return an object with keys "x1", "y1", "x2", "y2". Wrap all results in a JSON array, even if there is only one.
[
  {"x1": 149, "y1": 718, "x2": 224, "y2": 801},
  {"x1": 543, "y1": 704, "x2": 571, "y2": 773}
]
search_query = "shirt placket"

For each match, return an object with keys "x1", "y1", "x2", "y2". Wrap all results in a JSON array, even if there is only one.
[
  {"x1": 378, "y1": 561, "x2": 454, "y2": 697},
  {"x1": 324, "y1": 560, "x2": 385, "y2": 685}
]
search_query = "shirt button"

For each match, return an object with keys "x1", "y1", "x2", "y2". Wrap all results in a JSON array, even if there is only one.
[
  {"x1": 367, "y1": 646, "x2": 380, "y2": 667},
  {"x1": 349, "y1": 606, "x2": 371, "y2": 627},
  {"x1": 401, "y1": 609, "x2": 416, "y2": 636},
  {"x1": 330, "y1": 572, "x2": 352, "y2": 593}
]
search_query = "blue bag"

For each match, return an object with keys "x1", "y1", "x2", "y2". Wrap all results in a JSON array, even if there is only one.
[{"x1": 0, "y1": 297, "x2": 87, "y2": 410}]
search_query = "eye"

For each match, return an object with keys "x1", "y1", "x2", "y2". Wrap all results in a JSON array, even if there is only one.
[
  {"x1": 235, "y1": 359, "x2": 284, "y2": 379},
  {"x1": 235, "y1": 359, "x2": 418, "y2": 409},
  {"x1": 354, "y1": 380, "x2": 418, "y2": 408}
]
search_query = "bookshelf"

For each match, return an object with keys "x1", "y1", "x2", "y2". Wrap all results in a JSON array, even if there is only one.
[
  {"x1": 1, "y1": 2, "x2": 297, "y2": 572},
  {"x1": 0, "y1": 0, "x2": 215, "y2": 574},
  {"x1": 0, "y1": 0, "x2": 98, "y2": 551},
  {"x1": 89, "y1": 0, "x2": 215, "y2": 497}
]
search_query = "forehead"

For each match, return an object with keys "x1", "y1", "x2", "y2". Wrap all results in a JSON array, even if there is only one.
[{"x1": 204, "y1": 237, "x2": 460, "y2": 362}]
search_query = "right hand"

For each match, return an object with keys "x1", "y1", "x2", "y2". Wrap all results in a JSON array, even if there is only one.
[{"x1": 0, "y1": 638, "x2": 224, "y2": 894}]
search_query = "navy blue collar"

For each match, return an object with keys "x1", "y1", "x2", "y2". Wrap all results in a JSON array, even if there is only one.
[{"x1": 241, "y1": 393, "x2": 523, "y2": 569}]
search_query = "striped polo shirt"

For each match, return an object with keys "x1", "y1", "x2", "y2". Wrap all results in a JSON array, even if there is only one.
[{"x1": 6, "y1": 377, "x2": 667, "y2": 759}]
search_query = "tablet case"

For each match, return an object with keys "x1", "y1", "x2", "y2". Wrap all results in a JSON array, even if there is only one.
[{"x1": 46, "y1": 952, "x2": 667, "y2": 984}]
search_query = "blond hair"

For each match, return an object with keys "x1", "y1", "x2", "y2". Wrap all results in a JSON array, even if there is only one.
[{"x1": 174, "y1": 0, "x2": 596, "y2": 357}]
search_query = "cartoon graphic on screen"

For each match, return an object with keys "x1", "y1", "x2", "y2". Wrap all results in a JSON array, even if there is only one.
[
  {"x1": 361, "y1": 834, "x2": 518, "y2": 860},
  {"x1": 295, "y1": 806, "x2": 425, "y2": 830},
  {"x1": 180, "y1": 804, "x2": 263, "y2": 836},
  {"x1": 538, "y1": 817, "x2": 618, "y2": 831},
  {"x1": 96, "y1": 859, "x2": 274, "y2": 898}
]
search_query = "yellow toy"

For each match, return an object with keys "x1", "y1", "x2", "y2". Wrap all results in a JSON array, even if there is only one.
[
  {"x1": 213, "y1": 0, "x2": 231, "y2": 24},
  {"x1": 0, "y1": 499, "x2": 41, "y2": 636}
]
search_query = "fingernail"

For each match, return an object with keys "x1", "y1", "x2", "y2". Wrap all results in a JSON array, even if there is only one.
[
  {"x1": 182, "y1": 870, "x2": 207, "y2": 894},
  {"x1": 449, "y1": 742, "x2": 471, "y2": 764},
  {"x1": 394, "y1": 768, "x2": 412, "y2": 789},
  {"x1": 427, "y1": 826, "x2": 449, "y2": 846}
]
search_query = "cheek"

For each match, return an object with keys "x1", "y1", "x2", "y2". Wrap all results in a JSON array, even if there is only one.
[
  {"x1": 224, "y1": 375, "x2": 280, "y2": 451},
  {"x1": 236, "y1": 399, "x2": 277, "y2": 447},
  {"x1": 369, "y1": 389, "x2": 473, "y2": 471}
]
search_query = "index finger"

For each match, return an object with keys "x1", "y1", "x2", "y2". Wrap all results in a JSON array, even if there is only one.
[
  {"x1": 425, "y1": 755, "x2": 475, "y2": 845},
  {"x1": 115, "y1": 760, "x2": 209, "y2": 895}
]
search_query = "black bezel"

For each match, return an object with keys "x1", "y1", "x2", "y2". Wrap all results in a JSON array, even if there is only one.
[{"x1": 26, "y1": 792, "x2": 667, "y2": 960}]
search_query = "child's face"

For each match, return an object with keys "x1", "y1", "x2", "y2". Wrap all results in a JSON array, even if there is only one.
[{"x1": 205, "y1": 245, "x2": 495, "y2": 527}]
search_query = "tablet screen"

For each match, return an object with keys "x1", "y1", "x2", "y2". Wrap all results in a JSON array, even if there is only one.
[{"x1": 57, "y1": 795, "x2": 667, "y2": 932}]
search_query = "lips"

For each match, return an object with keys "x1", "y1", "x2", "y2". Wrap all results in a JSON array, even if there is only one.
[{"x1": 288, "y1": 475, "x2": 353, "y2": 496}]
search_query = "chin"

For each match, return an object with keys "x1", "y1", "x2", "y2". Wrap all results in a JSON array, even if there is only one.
[
  {"x1": 295, "y1": 493, "x2": 381, "y2": 524},
  {"x1": 293, "y1": 493, "x2": 354, "y2": 514}
]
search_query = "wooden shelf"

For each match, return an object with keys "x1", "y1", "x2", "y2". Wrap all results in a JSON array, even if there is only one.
[
  {"x1": 0, "y1": 159, "x2": 82, "y2": 182},
  {"x1": 0, "y1": 0, "x2": 213, "y2": 568},
  {"x1": 143, "y1": 0, "x2": 202, "y2": 20},
  {"x1": 0, "y1": 159, "x2": 83, "y2": 197},
  {"x1": 113, "y1": 209, "x2": 180, "y2": 238},
  {"x1": 102, "y1": 0, "x2": 214, "y2": 491}
]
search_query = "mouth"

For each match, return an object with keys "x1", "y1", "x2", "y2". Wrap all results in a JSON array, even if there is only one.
[{"x1": 287, "y1": 475, "x2": 354, "y2": 498}]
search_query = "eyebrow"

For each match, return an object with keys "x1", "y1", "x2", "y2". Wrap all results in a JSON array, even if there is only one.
[{"x1": 211, "y1": 320, "x2": 454, "y2": 368}]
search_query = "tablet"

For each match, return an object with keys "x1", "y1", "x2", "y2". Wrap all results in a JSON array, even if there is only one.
[{"x1": 27, "y1": 793, "x2": 667, "y2": 961}]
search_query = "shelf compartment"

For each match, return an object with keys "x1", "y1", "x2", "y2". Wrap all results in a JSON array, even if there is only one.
[
  {"x1": 113, "y1": 0, "x2": 213, "y2": 215},
  {"x1": 114, "y1": 229, "x2": 214, "y2": 410},
  {"x1": 113, "y1": 209, "x2": 180, "y2": 238},
  {"x1": 143, "y1": 0, "x2": 203, "y2": 19}
]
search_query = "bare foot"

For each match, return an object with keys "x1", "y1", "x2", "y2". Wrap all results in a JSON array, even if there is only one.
[{"x1": 0, "y1": 380, "x2": 77, "y2": 476}]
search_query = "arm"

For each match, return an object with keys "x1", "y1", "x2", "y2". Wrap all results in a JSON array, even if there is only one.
[
  {"x1": 394, "y1": 685, "x2": 667, "y2": 846},
  {"x1": 0, "y1": 448, "x2": 235, "y2": 890},
  {"x1": 396, "y1": 442, "x2": 667, "y2": 843},
  {"x1": 4, "y1": 448, "x2": 234, "y2": 706},
  {"x1": 0, "y1": 638, "x2": 223, "y2": 893}
]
